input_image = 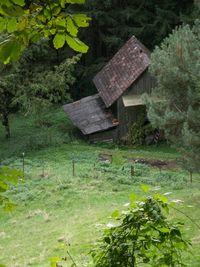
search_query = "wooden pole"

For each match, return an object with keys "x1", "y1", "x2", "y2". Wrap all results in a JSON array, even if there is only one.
[
  {"x1": 189, "y1": 171, "x2": 193, "y2": 183},
  {"x1": 42, "y1": 158, "x2": 45, "y2": 177},
  {"x1": 73, "y1": 160, "x2": 75, "y2": 177},
  {"x1": 22, "y1": 152, "x2": 25, "y2": 180},
  {"x1": 131, "y1": 165, "x2": 135, "y2": 177}
]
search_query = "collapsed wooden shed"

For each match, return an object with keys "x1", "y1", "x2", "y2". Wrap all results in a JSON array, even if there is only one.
[
  {"x1": 63, "y1": 36, "x2": 156, "y2": 142},
  {"x1": 63, "y1": 94, "x2": 118, "y2": 135}
]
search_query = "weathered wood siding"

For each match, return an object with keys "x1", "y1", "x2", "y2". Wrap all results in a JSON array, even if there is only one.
[
  {"x1": 117, "y1": 99, "x2": 146, "y2": 139},
  {"x1": 125, "y1": 70, "x2": 156, "y2": 96},
  {"x1": 117, "y1": 70, "x2": 156, "y2": 139},
  {"x1": 88, "y1": 128, "x2": 118, "y2": 143},
  {"x1": 87, "y1": 71, "x2": 156, "y2": 142}
]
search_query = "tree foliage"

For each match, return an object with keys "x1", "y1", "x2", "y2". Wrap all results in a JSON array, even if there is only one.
[
  {"x1": 146, "y1": 21, "x2": 200, "y2": 175},
  {"x1": 0, "y1": 0, "x2": 90, "y2": 64},
  {"x1": 0, "y1": 38, "x2": 79, "y2": 137},
  {"x1": 15, "y1": 45, "x2": 80, "y2": 115},
  {"x1": 70, "y1": 0, "x2": 196, "y2": 99},
  {"x1": 91, "y1": 188, "x2": 190, "y2": 267}
]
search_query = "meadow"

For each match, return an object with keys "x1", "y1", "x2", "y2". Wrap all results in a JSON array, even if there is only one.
[{"x1": 0, "y1": 108, "x2": 200, "y2": 267}]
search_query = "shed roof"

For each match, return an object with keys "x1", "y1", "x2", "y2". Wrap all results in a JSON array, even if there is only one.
[
  {"x1": 63, "y1": 94, "x2": 118, "y2": 135},
  {"x1": 93, "y1": 36, "x2": 150, "y2": 107}
]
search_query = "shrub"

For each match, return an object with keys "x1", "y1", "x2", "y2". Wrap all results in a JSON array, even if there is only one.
[{"x1": 90, "y1": 187, "x2": 190, "y2": 267}]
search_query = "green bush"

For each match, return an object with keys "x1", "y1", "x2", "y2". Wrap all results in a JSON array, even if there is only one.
[
  {"x1": 128, "y1": 118, "x2": 145, "y2": 145},
  {"x1": 90, "y1": 188, "x2": 190, "y2": 267}
]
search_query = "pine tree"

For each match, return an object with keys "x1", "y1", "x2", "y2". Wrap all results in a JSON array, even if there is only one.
[{"x1": 146, "y1": 21, "x2": 200, "y2": 177}]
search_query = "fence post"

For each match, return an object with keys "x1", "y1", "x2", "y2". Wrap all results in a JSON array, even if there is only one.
[
  {"x1": 22, "y1": 152, "x2": 25, "y2": 180},
  {"x1": 42, "y1": 157, "x2": 45, "y2": 177},
  {"x1": 131, "y1": 165, "x2": 135, "y2": 177},
  {"x1": 73, "y1": 160, "x2": 75, "y2": 177}
]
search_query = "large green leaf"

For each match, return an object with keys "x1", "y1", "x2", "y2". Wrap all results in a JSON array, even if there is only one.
[
  {"x1": 67, "y1": 17, "x2": 78, "y2": 37},
  {"x1": 7, "y1": 17, "x2": 17, "y2": 33},
  {"x1": 66, "y1": 0, "x2": 85, "y2": 4},
  {"x1": 0, "y1": 17, "x2": 6, "y2": 33},
  {"x1": 59, "y1": 0, "x2": 85, "y2": 7},
  {"x1": 111, "y1": 210, "x2": 120, "y2": 219},
  {"x1": 50, "y1": 257, "x2": 62, "y2": 267},
  {"x1": 11, "y1": 0, "x2": 25, "y2": 7},
  {"x1": 53, "y1": 33, "x2": 66, "y2": 49},
  {"x1": 52, "y1": 6, "x2": 61, "y2": 16},
  {"x1": 55, "y1": 17, "x2": 66, "y2": 29},
  {"x1": 65, "y1": 35, "x2": 88, "y2": 53},
  {"x1": 73, "y1": 14, "x2": 91, "y2": 27},
  {"x1": 0, "y1": 0, "x2": 13, "y2": 7},
  {"x1": 1, "y1": 5, "x2": 24, "y2": 16},
  {"x1": 0, "y1": 40, "x2": 14, "y2": 64},
  {"x1": 43, "y1": 8, "x2": 51, "y2": 20}
]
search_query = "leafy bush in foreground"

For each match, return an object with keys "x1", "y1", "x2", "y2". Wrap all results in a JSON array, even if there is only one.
[{"x1": 91, "y1": 187, "x2": 190, "y2": 267}]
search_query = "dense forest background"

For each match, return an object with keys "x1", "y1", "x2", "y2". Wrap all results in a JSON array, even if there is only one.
[
  {"x1": 33, "y1": 0, "x2": 198, "y2": 99},
  {"x1": 74, "y1": 0, "x2": 196, "y2": 98},
  {"x1": 1, "y1": 0, "x2": 199, "y2": 118}
]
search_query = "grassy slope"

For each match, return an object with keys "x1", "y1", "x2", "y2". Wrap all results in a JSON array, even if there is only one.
[{"x1": 0, "y1": 108, "x2": 200, "y2": 267}]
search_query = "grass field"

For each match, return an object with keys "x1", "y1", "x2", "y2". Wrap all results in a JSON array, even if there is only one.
[{"x1": 0, "y1": 108, "x2": 200, "y2": 267}]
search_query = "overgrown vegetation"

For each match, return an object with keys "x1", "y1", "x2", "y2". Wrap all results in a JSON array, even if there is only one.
[
  {"x1": 0, "y1": 38, "x2": 80, "y2": 138},
  {"x1": 0, "y1": 109, "x2": 200, "y2": 267},
  {"x1": 91, "y1": 188, "x2": 190, "y2": 267},
  {"x1": 0, "y1": 2, "x2": 200, "y2": 266},
  {"x1": 128, "y1": 114, "x2": 145, "y2": 146}
]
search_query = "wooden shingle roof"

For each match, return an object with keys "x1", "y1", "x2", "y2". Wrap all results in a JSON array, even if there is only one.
[
  {"x1": 63, "y1": 94, "x2": 118, "y2": 135},
  {"x1": 93, "y1": 36, "x2": 150, "y2": 107}
]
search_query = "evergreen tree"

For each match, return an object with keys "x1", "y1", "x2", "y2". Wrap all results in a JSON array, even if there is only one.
[{"x1": 146, "y1": 21, "x2": 200, "y2": 177}]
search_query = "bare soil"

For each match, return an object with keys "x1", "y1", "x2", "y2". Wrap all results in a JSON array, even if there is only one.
[{"x1": 128, "y1": 158, "x2": 178, "y2": 169}]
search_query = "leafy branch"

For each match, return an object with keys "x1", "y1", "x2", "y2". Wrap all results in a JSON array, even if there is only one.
[{"x1": 0, "y1": 0, "x2": 91, "y2": 63}]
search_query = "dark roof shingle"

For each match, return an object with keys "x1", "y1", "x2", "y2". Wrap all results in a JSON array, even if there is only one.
[
  {"x1": 63, "y1": 94, "x2": 118, "y2": 135},
  {"x1": 93, "y1": 36, "x2": 150, "y2": 107}
]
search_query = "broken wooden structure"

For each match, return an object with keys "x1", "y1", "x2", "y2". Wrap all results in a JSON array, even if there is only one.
[{"x1": 63, "y1": 36, "x2": 156, "y2": 142}]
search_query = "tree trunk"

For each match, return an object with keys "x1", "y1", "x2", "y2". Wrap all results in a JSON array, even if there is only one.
[{"x1": 2, "y1": 112, "x2": 10, "y2": 139}]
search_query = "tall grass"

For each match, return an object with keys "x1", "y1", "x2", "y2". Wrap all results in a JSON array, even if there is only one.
[{"x1": 0, "y1": 107, "x2": 200, "y2": 266}]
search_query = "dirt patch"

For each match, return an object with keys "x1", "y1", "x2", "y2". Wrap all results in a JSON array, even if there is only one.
[
  {"x1": 99, "y1": 153, "x2": 113, "y2": 163},
  {"x1": 128, "y1": 158, "x2": 178, "y2": 169},
  {"x1": 98, "y1": 153, "x2": 178, "y2": 169}
]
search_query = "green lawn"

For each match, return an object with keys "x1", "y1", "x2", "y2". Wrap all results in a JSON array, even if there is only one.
[{"x1": 0, "y1": 108, "x2": 200, "y2": 267}]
